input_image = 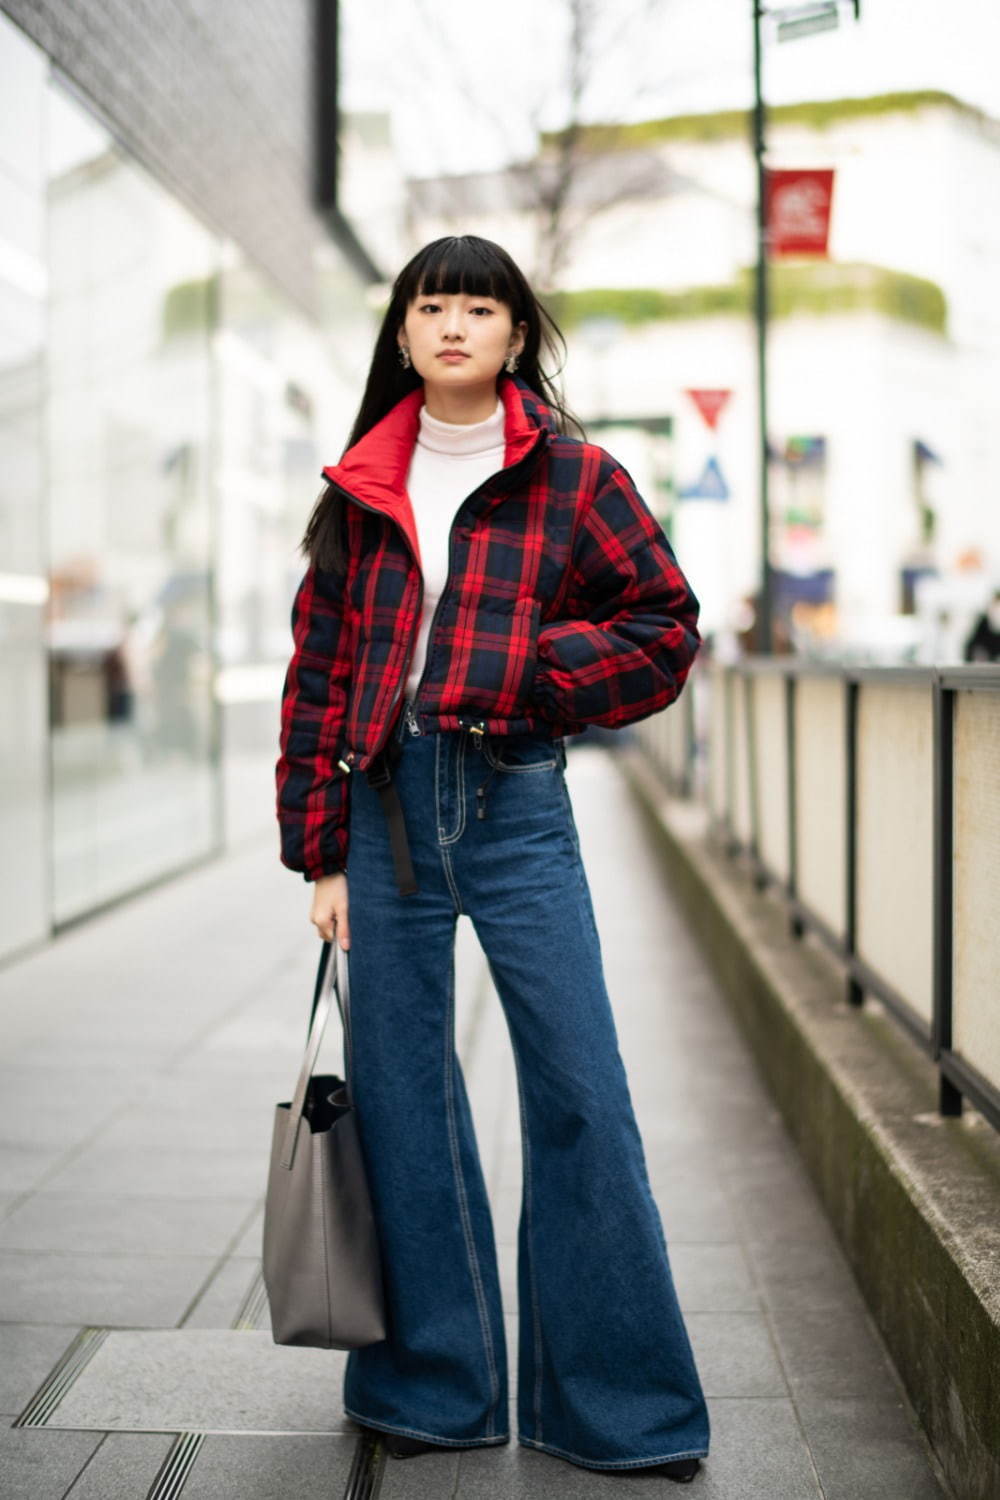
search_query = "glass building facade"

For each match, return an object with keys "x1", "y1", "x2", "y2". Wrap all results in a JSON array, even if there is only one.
[{"x1": 0, "y1": 14, "x2": 373, "y2": 959}]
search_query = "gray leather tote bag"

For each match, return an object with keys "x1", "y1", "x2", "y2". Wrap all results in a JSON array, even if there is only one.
[{"x1": 262, "y1": 939, "x2": 387, "y2": 1349}]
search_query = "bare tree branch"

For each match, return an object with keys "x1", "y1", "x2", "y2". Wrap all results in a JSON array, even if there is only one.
[{"x1": 387, "y1": 0, "x2": 695, "y2": 287}]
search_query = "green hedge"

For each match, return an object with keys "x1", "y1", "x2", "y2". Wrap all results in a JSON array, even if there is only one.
[
  {"x1": 543, "y1": 262, "x2": 947, "y2": 334},
  {"x1": 542, "y1": 90, "x2": 978, "y2": 151}
]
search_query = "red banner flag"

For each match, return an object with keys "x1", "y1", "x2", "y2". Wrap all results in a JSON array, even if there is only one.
[
  {"x1": 765, "y1": 168, "x2": 834, "y2": 256},
  {"x1": 685, "y1": 389, "x2": 732, "y2": 431}
]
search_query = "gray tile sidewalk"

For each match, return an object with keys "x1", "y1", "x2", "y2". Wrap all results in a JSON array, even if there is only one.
[{"x1": 0, "y1": 744, "x2": 950, "y2": 1498}]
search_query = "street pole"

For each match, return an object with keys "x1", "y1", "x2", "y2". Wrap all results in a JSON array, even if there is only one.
[{"x1": 752, "y1": 0, "x2": 773, "y2": 654}]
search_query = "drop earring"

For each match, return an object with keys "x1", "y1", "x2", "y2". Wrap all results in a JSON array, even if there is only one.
[
  {"x1": 399, "y1": 344, "x2": 412, "y2": 369},
  {"x1": 504, "y1": 352, "x2": 519, "y2": 373}
]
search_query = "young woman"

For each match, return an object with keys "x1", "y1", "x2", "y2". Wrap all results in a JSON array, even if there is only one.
[{"x1": 276, "y1": 235, "x2": 710, "y2": 1482}]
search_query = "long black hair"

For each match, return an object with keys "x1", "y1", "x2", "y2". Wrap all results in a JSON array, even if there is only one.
[{"x1": 300, "y1": 235, "x2": 585, "y2": 573}]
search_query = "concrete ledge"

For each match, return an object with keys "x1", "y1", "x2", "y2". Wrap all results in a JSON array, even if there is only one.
[{"x1": 622, "y1": 748, "x2": 1000, "y2": 1500}]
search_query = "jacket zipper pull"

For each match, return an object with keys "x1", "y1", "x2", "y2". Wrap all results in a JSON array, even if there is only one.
[
  {"x1": 337, "y1": 756, "x2": 352, "y2": 774},
  {"x1": 404, "y1": 700, "x2": 421, "y2": 736}
]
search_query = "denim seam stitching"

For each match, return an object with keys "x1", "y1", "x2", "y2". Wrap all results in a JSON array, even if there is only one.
[
  {"x1": 434, "y1": 734, "x2": 466, "y2": 913},
  {"x1": 483, "y1": 734, "x2": 558, "y2": 773},
  {"x1": 440, "y1": 847, "x2": 464, "y2": 914},
  {"x1": 442, "y1": 958, "x2": 501, "y2": 1435},
  {"x1": 558, "y1": 773, "x2": 583, "y2": 863},
  {"x1": 437, "y1": 731, "x2": 467, "y2": 844},
  {"x1": 517, "y1": 1435, "x2": 707, "y2": 1468},
  {"x1": 344, "y1": 1406, "x2": 510, "y2": 1446},
  {"x1": 496, "y1": 760, "x2": 558, "y2": 773},
  {"x1": 509, "y1": 1037, "x2": 544, "y2": 1442}
]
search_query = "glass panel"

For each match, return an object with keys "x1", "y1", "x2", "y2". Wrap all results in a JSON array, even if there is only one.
[
  {"x1": 0, "y1": 16, "x2": 48, "y2": 959},
  {"x1": 45, "y1": 79, "x2": 219, "y2": 922}
]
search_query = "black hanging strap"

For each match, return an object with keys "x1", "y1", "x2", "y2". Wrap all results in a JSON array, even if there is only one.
[{"x1": 365, "y1": 735, "x2": 419, "y2": 896}]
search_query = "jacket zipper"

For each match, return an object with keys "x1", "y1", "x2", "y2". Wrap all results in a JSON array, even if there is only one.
[
  {"x1": 406, "y1": 425, "x2": 550, "y2": 743},
  {"x1": 327, "y1": 425, "x2": 549, "y2": 771},
  {"x1": 322, "y1": 481, "x2": 422, "y2": 774}
]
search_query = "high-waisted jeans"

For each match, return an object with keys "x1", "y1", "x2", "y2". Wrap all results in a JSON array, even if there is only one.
[{"x1": 341, "y1": 706, "x2": 710, "y2": 1470}]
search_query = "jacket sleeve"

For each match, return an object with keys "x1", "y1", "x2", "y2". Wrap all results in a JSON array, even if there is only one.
[
  {"x1": 275, "y1": 562, "x2": 353, "y2": 881},
  {"x1": 529, "y1": 460, "x2": 701, "y2": 730}
]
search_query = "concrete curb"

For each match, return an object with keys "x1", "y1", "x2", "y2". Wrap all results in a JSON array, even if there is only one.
[{"x1": 621, "y1": 748, "x2": 1000, "y2": 1500}]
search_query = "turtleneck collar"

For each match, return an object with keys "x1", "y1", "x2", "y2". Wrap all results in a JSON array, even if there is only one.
[{"x1": 416, "y1": 396, "x2": 505, "y2": 457}]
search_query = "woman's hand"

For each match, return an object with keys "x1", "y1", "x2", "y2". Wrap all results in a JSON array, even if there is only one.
[{"x1": 309, "y1": 872, "x2": 350, "y2": 949}]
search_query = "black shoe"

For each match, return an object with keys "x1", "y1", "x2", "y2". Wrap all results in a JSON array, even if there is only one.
[
  {"x1": 355, "y1": 1423, "x2": 489, "y2": 1460},
  {"x1": 609, "y1": 1456, "x2": 702, "y2": 1483},
  {"x1": 383, "y1": 1433, "x2": 445, "y2": 1459}
]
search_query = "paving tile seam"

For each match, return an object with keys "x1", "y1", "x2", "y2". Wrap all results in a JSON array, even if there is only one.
[
  {"x1": 160, "y1": 945, "x2": 307, "y2": 1073},
  {"x1": 56, "y1": 1427, "x2": 114, "y2": 1500},
  {"x1": 742, "y1": 1292, "x2": 843, "y2": 1492},
  {"x1": 2, "y1": 1099, "x2": 145, "y2": 1202},
  {"x1": 147, "y1": 1199, "x2": 266, "y2": 1331},
  {"x1": 0, "y1": 1248, "x2": 265, "y2": 1263}
]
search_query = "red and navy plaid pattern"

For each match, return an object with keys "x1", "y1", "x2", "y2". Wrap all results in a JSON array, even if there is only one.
[{"x1": 276, "y1": 372, "x2": 701, "y2": 880}]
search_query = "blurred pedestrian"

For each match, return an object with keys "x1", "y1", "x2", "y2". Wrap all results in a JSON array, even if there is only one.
[
  {"x1": 734, "y1": 590, "x2": 794, "y2": 655},
  {"x1": 963, "y1": 587, "x2": 1000, "y2": 662},
  {"x1": 275, "y1": 235, "x2": 708, "y2": 1481}
]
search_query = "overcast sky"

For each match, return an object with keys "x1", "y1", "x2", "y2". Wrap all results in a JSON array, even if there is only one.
[{"x1": 342, "y1": 0, "x2": 1000, "y2": 177}]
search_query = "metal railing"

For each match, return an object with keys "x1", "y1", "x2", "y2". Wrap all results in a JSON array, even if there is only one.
[{"x1": 636, "y1": 658, "x2": 1000, "y2": 1135}]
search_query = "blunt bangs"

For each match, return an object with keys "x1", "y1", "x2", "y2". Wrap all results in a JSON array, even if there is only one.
[{"x1": 401, "y1": 236, "x2": 521, "y2": 312}]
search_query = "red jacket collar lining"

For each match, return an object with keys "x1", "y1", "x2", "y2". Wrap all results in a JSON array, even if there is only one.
[{"x1": 320, "y1": 374, "x2": 547, "y2": 570}]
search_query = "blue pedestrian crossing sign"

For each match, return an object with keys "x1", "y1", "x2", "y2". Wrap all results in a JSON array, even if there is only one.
[{"x1": 679, "y1": 456, "x2": 730, "y2": 501}]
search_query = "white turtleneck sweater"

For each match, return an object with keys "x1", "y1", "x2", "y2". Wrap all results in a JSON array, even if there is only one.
[{"x1": 404, "y1": 395, "x2": 506, "y2": 701}]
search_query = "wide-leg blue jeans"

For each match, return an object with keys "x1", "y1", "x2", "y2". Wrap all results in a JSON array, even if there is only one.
[{"x1": 341, "y1": 706, "x2": 710, "y2": 1470}]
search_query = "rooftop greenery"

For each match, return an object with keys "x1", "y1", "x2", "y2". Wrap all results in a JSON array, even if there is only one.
[
  {"x1": 542, "y1": 262, "x2": 947, "y2": 334},
  {"x1": 542, "y1": 90, "x2": 987, "y2": 152}
]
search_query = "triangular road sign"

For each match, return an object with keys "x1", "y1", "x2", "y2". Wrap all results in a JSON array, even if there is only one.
[
  {"x1": 678, "y1": 456, "x2": 730, "y2": 501},
  {"x1": 685, "y1": 389, "x2": 732, "y2": 431}
]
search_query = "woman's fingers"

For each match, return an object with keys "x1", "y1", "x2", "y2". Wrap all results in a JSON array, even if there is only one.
[{"x1": 334, "y1": 891, "x2": 350, "y2": 949}]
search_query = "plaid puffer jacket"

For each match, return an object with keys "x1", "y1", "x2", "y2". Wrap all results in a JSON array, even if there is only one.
[{"x1": 276, "y1": 371, "x2": 701, "y2": 881}]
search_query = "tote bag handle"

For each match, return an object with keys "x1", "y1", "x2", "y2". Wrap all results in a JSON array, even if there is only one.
[{"x1": 280, "y1": 941, "x2": 352, "y2": 1171}]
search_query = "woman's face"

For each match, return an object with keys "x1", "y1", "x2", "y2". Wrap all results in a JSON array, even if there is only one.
[{"x1": 397, "y1": 290, "x2": 526, "y2": 389}]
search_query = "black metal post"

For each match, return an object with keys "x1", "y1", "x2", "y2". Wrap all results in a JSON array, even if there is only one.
[
  {"x1": 746, "y1": 674, "x2": 766, "y2": 885},
  {"x1": 932, "y1": 680, "x2": 962, "y2": 1115},
  {"x1": 786, "y1": 674, "x2": 804, "y2": 934},
  {"x1": 844, "y1": 678, "x2": 863, "y2": 1006},
  {"x1": 724, "y1": 669, "x2": 739, "y2": 855},
  {"x1": 752, "y1": 1, "x2": 773, "y2": 654}
]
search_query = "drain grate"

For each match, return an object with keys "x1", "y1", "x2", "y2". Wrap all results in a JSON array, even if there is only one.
[
  {"x1": 232, "y1": 1266, "x2": 270, "y2": 1331},
  {"x1": 148, "y1": 1431, "x2": 206, "y2": 1500},
  {"x1": 244, "y1": 1269, "x2": 386, "y2": 1497},
  {"x1": 13, "y1": 1326, "x2": 109, "y2": 1428},
  {"x1": 11, "y1": 1279, "x2": 384, "y2": 1497},
  {"x1": 345, "y1": 1428, "x2": 387, "y2": 1499}
]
